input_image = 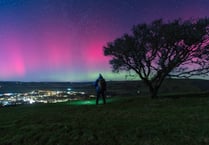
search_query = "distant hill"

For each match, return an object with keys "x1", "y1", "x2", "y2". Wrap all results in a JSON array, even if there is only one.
[
  {"x1": 159, "y1": 79, "x2": 209, "y2": 94},
  {"x1": 106, "y1": 79, "x2": 209, "y2": 96},
  {"x1": 0, "y1": 82, "x2": 91, "y2": 93}
]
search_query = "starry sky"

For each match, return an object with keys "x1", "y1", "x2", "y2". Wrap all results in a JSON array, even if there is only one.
[{"x1": 0, "y1": 0, "x2": 209, "y2": 82}]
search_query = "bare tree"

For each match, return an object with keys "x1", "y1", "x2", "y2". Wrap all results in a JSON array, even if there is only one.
[{"x1": 104, "y1": 18, "x2": 209, "y2": 98}]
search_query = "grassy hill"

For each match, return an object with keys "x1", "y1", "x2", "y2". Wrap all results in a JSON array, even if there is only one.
[{"x1": 1, "y1": 96, "x2": 209, "y2": 145}]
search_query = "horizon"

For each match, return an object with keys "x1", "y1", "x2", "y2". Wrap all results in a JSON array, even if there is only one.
[{"x1": 0, "y1": 77, "x2": 209, "y2": 83}]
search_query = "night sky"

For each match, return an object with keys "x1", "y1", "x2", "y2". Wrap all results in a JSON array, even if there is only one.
[{"x1": 0, "y1": 0, "x2": 209, "y2": 82}]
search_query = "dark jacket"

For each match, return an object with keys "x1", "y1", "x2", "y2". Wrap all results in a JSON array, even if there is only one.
[{"x1": 94, "y1": 74, "x2": 106, "y2": 92}]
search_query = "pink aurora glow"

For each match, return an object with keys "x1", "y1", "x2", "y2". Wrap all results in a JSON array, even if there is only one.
[
  {"x1": 0, "y1": 0, "x2": 209, "y2": 81},
  {"x1": 0, "y1": 19, "x2": 113, "y2": 81}
]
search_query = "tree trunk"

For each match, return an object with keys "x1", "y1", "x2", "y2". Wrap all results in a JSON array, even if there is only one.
[
  {"x1": 141, "y1": 77, "x2": 161, "y2": 98},
  {"x1": 149, "y1": 74, "x2": 166, "y2": 99},
  {"x1": 150, "y1": 87, "x2": 159, "y2": 99},
  {"x1": 142, "y1": 79, "x2": 159, "y2": 98},
  {"x1": 145, "y1": 82, "x2": 159, "y2": 98}
]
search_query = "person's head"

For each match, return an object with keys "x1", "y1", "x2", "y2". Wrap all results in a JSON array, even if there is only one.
[{"x1": 99, "y1": 73, "x2": 103, "y2": 79}]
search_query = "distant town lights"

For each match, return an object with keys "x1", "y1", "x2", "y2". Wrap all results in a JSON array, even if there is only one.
[{"x1": 29, "y1": 99, "x2": 35, "y2": 104}]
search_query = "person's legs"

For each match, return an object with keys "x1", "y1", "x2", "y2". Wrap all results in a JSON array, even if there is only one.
[
  {"x1": 101, "y1": 91, "x2": 106, "y2": 104},
  {"x1": 96, "y1": 91, "x2": 100, "y2": 105}
]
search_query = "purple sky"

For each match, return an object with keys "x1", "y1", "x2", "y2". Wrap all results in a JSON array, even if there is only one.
[{"x1": 0, "y1": 0, "x2": 209, "y2": 82}]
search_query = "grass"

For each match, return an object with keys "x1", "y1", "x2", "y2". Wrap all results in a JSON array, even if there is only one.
[{"x1": 1, "y1": 96, "x2": 209, "y2": 145}]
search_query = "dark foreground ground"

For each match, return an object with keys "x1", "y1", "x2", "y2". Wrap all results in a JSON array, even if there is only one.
[{"x1": 0, "y1": 96, "x2": 209, "y2": 145}]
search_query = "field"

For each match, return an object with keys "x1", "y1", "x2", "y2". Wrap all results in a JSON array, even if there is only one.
[
  {"x1": 1, "y1": 96, "x2": 209, "y2": 145},
  {"x1": 1, "y1": 79, "x2": 209, "y2": 145}
]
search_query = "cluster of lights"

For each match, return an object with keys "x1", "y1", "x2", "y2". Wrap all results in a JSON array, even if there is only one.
[{"x1": 0, "y1": 88, "x2": 90, "y2": 107}]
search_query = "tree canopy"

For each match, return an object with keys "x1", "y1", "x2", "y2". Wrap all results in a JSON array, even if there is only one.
[{"x1": 104, "y1": 18, "x2": 209, "y2": 98}]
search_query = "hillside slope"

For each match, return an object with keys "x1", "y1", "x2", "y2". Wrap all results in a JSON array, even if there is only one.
[{"x1": 0, "y1": 96, "x2": 209, "y2": 145}]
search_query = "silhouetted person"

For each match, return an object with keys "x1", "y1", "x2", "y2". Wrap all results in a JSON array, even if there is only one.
[{"x1": 94, "y1": 74, "x2": 106, "y2": 105}]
